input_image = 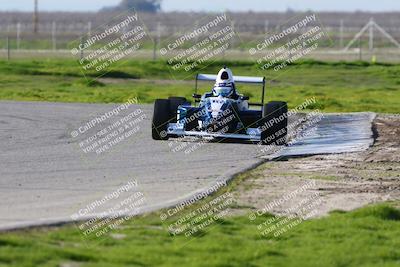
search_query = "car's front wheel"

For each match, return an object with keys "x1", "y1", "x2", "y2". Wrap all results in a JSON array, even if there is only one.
[
  {"x1": 152, "y1": 99, "x2": 171, "y2": 140},
  {"x1": 260, "y1": 101, "x2": 288, "y2": 145}
]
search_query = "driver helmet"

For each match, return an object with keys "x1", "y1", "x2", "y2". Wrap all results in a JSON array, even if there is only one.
[{"x1": 213, "y1": 67, "x2": 235, "y2": 97}]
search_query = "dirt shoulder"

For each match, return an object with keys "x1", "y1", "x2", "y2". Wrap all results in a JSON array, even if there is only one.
[{"x1": 233, "y1": 114, "x2": 400, "y2": 218}]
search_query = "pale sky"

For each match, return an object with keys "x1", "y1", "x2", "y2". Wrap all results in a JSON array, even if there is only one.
[{"x1": 1, "y1": 0, "x2": 400, "y2": 12}]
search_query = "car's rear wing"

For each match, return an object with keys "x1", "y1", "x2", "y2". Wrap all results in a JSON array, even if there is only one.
[
  {"x1": 196, "y1": 74, "x2": 264, "y2": 84},
  {"x1": 194, "y1": 73, "x2": 266, "y2": 107}
]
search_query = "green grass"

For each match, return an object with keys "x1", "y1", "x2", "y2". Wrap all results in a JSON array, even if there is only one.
[
  {"x1": 0, "y1": 204, "x2": 399, "y2": 267},
  {"x1": 0, "y1": 164, "x2": 398, "y2": 267},
  {"x1": 1, "y1": 58, "x2": 399, "y2": 266},
  {"x1": 0, "y1": 59, "x2": 399, "y2": 113}
]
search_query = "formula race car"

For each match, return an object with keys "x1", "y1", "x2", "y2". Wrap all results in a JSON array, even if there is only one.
[{"x1": 151, "y1": 67, "x2": 288, "y2": 145}]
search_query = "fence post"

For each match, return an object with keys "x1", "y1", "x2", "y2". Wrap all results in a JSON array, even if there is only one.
[
  {"x1": 34, "y1": 0, "x2": 39, "y2": 33},
  {"x1": 6, "y1": 25, "x2": 10, "y2": 60},
  {"x1": 194, "y1": 21, "x2": 199, "y2": 43},
  {"x1": 7, "y1": 36, "x2": 10, "y2": 61},
  {"x1": 88, "y1": 21, "x2": 92, "y2": 37},
  {"x1": 230, "y1": 20, "x2": 235, "y2": 49},
  {"x1": 52, "y1": 21, "x2": 57, "y2": 51},
  {"x1": 17, "y1": 23, "x2": 21, "y2": 50},
  {"x1": 153, "y1": 22, "x2": 161, "y2": 60},
  {"x1": 339, "y1": 19, "x2": 343, "y2": 48},
  {"x1": 369, "y1": 18, "x2": 374, "y2": 51},
  {"x1": 80, "y1": 36, "x2": 84, "y2": 61}
]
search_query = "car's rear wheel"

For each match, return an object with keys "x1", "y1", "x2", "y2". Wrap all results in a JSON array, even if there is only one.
[
  {"x1": 152, "y1": 99, "x2": 171, "y2": 140},
  {"x1": 168, "y1": 96, "x2": 187, "y2": 102},
  {"x1": 260, "y1": 101, "x2": 288, "y2": 145}
]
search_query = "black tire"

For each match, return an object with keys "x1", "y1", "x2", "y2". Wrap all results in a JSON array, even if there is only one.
[
  {"x1": 168, "y1": 96, "x2": 187, "y2": 102},
  {"x1": 260, "y1": 101, "x2": 288, "y2": 145},
  {"x1": 168, "y1": 97, "x2": 187, "y2": 123},
  {"x1": 152, "y1": 99, "x2": 171, "y2": 140}
]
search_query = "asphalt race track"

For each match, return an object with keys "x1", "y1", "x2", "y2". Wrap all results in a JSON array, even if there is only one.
[{"x1": 0, "y1": 101, "x2": 375, "y2": 230}]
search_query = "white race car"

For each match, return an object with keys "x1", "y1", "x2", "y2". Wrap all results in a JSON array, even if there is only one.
[{"x1": 152, "y1": 67, "x2": 288, "y2": 145}]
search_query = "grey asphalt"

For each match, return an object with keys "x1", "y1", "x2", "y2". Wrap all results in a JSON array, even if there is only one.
[{"x1": 0, "y1": 101, "x2": 375, "y2": 230}]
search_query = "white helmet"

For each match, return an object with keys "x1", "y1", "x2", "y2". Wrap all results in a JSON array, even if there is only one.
[{"x1": 213, "y1": 67, "x2": 235, "y2": 97}]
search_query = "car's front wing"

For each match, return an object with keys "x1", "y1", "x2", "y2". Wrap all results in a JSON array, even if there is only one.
[{"x1": 166, "y1": 123, "x2": 262, "y2": 141}]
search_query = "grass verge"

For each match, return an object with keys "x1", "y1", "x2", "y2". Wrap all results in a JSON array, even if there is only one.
[
  {"x1": 0, "y1": 162, "x2": 399, "y2": 267},
  {"x1": 0, "y1": 59, "x2": 399, "y2": 113},
  {"x1": 0, "y1": 204, "x2": 399, "y2": 267}
]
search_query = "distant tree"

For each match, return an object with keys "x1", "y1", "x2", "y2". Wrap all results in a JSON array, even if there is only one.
[{"x1": 101, "y1": 0, "x2": 161, "y2": 13}]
